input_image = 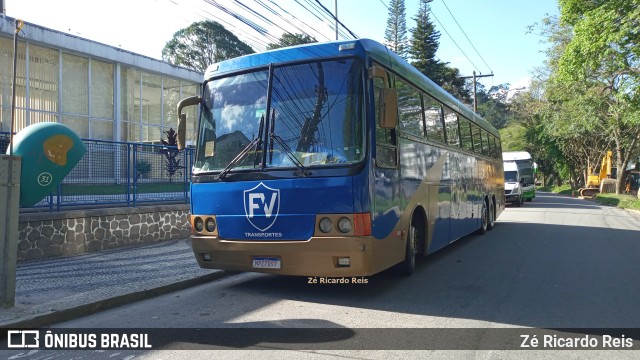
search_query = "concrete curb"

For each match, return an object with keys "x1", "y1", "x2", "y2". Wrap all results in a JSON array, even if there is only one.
[{"x1": 2, "y1": 271, "x2": 236, "y2": 328}]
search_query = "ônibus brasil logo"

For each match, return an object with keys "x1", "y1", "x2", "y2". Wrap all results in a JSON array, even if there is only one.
[{"x1": 243, "y1": 182, "x2": 280, "y2": 232}]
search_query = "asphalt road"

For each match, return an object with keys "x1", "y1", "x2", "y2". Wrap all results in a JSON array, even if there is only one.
[{"x1": 4, "y1": 192, "x2": 640, "y2": 359}]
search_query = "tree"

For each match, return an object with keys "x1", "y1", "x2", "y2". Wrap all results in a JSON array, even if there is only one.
[
  {"x1": 160, "y1": 128, "x2": 183, "y2": 183},
  {"x1": 408, "y1": 0, "x2": 470, "y2": 103},
  {"x1": 267, "y1": 33, "x2": 317, "y2": 50},
  {"x1": 408, "y1": 0, "x2": 440, "y2": 77},
  {"x1": 556, "y1": 0, "x2": 640, "y2": 193},
  {"x1": 476, "y1": 84, "x2": 515, "y2": 130},
  {"x1": 162, "y1": 20, "x2": 254, "y2": 73},
  {"x1": 384, "y1": 0, "x2": 408, "y2": 59}
]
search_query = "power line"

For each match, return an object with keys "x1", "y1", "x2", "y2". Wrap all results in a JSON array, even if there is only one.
[
  {"x1": 204, "y1": 0, "x2": 280, "y2": 43},
  {"x1": 378, "y1": 0, "x2": 390, "y2": 12},
  {"x1": 254, "y1": 0, "x2": 319, "y2": 41},
  {"x1": 162, "y1": 0, "x2": 271, "y2": 50},
  {"x1": 268, "y1": 0, "x2": 330, "y2": 40},
  {"x1": 312, "y1": 0, "x2": 359, "y2": 39},
  {"x1": 429, "y1": 9, "x2": 481, "y2": 74},
  {"x1": 303, "y1": 0, "x2": 351, "y2": 39},
  {"x1": 440, "y1": 0, "x2": 493, "y2": 74}
]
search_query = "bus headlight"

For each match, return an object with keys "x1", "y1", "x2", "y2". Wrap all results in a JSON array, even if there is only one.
[
  {"x1": 319, "y1": 217, "x2": 333, "y2": 233},
  {"x1": 205, "y1": 217, "x2": 216, "y2": 232},
  {"x1": 194, "y1": 217, "x2": 204, "y2": 232},
  {"x1": 337, "y1": 217, "x2": 352, "y2": 233}
]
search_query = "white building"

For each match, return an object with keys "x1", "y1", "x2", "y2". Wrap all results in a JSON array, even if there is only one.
[{"x1": 0, "y1": 16, "x2": 202, "y2": 144}]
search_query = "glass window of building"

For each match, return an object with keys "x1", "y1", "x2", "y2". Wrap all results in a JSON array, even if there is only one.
[
  {"x1": 62, "y1": 53, "x2": 88, "y2": 115},
  {"x1": 0, "y1": 37, "x2": 26, "y2": 131},
  {"x1": 29, "y1": 44, "x2": 59, "y2": 124},
  {"x1": 91, "y1": 120, "x2": 113, "y2": 141},
  {"x1": 91, "y1": 59, "x2": 113, "y2": 119},
  {"x1": 61, "y1": 115, "x2": 89, "y2": 139},
  {"x1": 141, "y1": 72, "x2": 161, "y2": 126},
  {"x1": 163, "y1": 77, "x2": 180, "y2": 131}
]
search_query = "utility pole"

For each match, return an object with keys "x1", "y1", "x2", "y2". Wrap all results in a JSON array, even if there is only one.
[{"x1": 459, "y1": 71, "x2": 494, "y2": 112}]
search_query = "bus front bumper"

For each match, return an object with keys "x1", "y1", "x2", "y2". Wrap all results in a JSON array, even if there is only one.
[{"x1": 190, "y1": 235, "x2": 383, "y2": 277}]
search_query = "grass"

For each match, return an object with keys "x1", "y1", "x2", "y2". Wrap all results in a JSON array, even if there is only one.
[
  {"x1": 594, "y1": 193, "x2": 640, "y2": 211},
  {"x1": 58, "y1": 183, "x2": 188, "y2": 196},
  {"x1": 537, "y1": 184, "x2": 574, "y2": 196},
  {"x1": 540, "y1": 184, "x2": 640, "y2": 211}
]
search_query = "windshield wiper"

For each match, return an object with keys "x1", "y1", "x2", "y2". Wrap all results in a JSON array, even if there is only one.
[
  {"x1": 269, "y1": 109, "x2": 310, "y2": 176},
  {"x1": 218, "y1": 115, "x2": 265, "y2": 180}
]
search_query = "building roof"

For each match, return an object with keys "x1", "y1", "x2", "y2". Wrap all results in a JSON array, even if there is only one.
[{"x1": 0, "y1": 15, "x2": 202, "y2": 82}]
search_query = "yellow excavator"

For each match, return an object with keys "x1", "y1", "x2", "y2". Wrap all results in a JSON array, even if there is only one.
[{"x1": 579, "y1": 151, "x2": 617, "y2": 197}]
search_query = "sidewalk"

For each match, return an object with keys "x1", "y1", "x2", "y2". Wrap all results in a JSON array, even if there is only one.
[{"x1": 0, "y1": 239, "x2": 228, "y2": 328}]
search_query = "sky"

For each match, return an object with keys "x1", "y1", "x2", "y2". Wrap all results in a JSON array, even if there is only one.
[{"x1": 5, "y1": 0, "x2": 560, "y2": 90}]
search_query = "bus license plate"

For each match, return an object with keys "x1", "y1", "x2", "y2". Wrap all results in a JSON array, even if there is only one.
[{"x1": 252, "y1": 257, "x2": 281, "y2": 269}]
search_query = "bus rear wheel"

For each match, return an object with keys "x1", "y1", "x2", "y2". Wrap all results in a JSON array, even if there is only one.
[
  {"x1": 487, "y1": 200, "x2": 495, "y2": 230},
  {"x1": 476, "y1": 199, "x2": 489, "y2": 235},
  {"x1": 398, "y1": 216, "x2": 423, "y2": 276}
]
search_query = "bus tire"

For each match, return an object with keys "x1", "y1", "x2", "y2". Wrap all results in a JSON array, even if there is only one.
[
  {"x1": 487, "y1": 198, "x2": 495, "y2": 230},
  {"x1": 398, "y1": 216, "x2": 422, "y2": 276},
  {"x1": 476, "y1": 199, "x2": 489, "y2": 235}
]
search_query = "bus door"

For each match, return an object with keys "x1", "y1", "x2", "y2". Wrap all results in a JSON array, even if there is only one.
[{"x1": 371, "y1": 75, "x2": 402, "y2": 240}]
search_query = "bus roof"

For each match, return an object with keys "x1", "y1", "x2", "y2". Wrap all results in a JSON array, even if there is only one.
[
  {"x1": 204, "y1": 38, "x2": 498, "y2": 137},
  {"x1": 502, "y1": 151, "x2": 533, "y2": 161}
]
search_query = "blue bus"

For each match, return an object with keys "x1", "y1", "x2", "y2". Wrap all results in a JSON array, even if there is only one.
[{"x1": 176, "y1": 39, "x2": 504, "y2": 277}]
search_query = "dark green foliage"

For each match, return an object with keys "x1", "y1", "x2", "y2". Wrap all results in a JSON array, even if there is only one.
[
  {"x1": 162, "y1": 20, "x2": 254, "y2": 73},
  {"x1": 136, "y1": 160, "x2": 151, "y2": 179},
  {"x1": 408, "y1": 0, "x2": 470, "y2": 103},
  {"x1": 267, "y1": 33, "x2": 317, "y2": 50},
  {"x1": 384, "y1": 0, "x2": 408, "y2": 58},
  {"x1": 160, "y1": 128, "x2": 183, "y2": 183},
  {"x1": 408, "y1": 0, "x2": 440, "y2": 75}
]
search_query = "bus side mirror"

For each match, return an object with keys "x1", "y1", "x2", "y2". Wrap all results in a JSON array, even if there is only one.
[
  {"x1": 369, "y1": 66, "x2": 398, "y2": 129},
  {"x1": 176, "y1": 95, "x2": 201, "y2": 150},
  {"x1": 379, "y1": 88, "x2": 398, "y2": 129}
]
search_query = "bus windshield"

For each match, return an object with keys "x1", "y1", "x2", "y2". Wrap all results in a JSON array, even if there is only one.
[{"x1": 193, "y1": 58, "x2": 364, "y2": 174}]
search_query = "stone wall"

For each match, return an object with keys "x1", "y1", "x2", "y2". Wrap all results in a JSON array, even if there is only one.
[{"x1": 17, "y1": 204, "x2": 191, "y2": 261}]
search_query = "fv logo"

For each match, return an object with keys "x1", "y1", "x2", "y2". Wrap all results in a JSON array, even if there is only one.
[{"x1": 243, "y1": 182, "x2": 280, "y2": 231}]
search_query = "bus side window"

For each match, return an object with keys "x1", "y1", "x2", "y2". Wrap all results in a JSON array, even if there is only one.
[
  {"x1": 471, "y1": 124, "x2": 482, "y2": 155},
  {"x1": 482, "y1": 131, "x2": 491, "y2": 157},
  {"x1": 374, "y1": 77, "x2": 397, "y2": 168},
  {"x1": 423, "y1": 94, "x2": 445, "y2": 144},
  {"x1": 396, "y1": 78, "x2": 425, "y2": 138},
  {"x1": 459, "y1": 117, "x2": 473, "y2": 152},
  {"x1": 444, "y1": 107, "x2": 459, "y2": 147},
  {"x1": 491, "y1": 136, "x2": 499, "y2": 159}
]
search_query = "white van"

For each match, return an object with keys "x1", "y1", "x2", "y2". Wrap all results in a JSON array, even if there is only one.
[{"x1": 503, "y1": 161, "x2": 524, "y2": 206}]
